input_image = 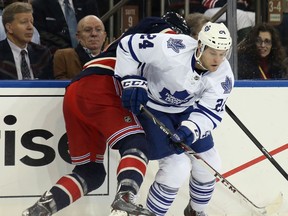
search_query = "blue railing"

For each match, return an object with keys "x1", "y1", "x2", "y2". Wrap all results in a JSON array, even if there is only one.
[{"x1": 0, "y1": 80, "x2": 288, "y2": 88}]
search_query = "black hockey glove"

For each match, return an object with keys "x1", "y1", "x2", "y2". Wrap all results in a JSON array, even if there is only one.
[
  {"x1": 121, "y1": 75, "x2": 148, "y2": 115},
  {"x1": 170, "y1": 121, "x2": 200, "y2": 154}
]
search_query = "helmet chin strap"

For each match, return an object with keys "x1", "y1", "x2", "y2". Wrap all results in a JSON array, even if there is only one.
[
  {"x1": 196, "y1": 60, "x2": 207, "y2": 71},
  {"x1": 194, "y1": 45, "x2": 208, "y2": 70}
]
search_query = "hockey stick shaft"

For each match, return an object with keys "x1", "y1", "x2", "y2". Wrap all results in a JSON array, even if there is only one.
[
  {"x1": 225, "y1": 105, "x2": 288, "y2": 181},
  {"x1": 140, "y1": 105, "x2": 268, "y2": 213}
]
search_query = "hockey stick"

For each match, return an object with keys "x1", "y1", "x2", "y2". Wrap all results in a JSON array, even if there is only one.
[
  {"x1": 140, "y1": 105, "x2": 283, "y2": 215},
  {"x1": 225, "y1": 105, "x2": 288, "y2": 181}
]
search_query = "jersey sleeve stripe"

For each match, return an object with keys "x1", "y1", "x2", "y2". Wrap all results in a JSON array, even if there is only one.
[
  {"x1": 197, "y1": 103, "x2": 222, "y2": 122},
  {"x1": 193, "y1": 108, "x2": 217, "y2": 129},
  {"x1": 128, "y1": 35, "x2": 141, "y2": 63}
]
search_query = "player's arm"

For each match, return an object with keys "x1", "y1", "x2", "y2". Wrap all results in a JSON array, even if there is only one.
[
  {"x1": 189, "y1": 65, "x2": 234, "y2": 139},
  {"x1": 114, "y1": 33, "x2": 161, "y2": 78},
  {"x1": 114, "y1": 33, "x2": 161, "y2": 115},
  {"x1": 171, "y1": 63, "x2": 234, "y2": 152}
]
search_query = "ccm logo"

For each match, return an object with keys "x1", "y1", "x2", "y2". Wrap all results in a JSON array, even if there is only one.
[{"x1": 122, "y1": 79, "x2": 147, "y2": 89}]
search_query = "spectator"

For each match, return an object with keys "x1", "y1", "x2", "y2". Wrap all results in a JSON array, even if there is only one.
[
  {"x1": 202, "y1": 0, "x2": 254, "y2": 11},
  {"x1": 203, "y1": 5, "x2": 255, "y2": 43},
  {"x1": 204, "y1": 8, "x2": 255, "y2": 30},
  {"x1": 185, "y1": 12, "x2": 211, "y2": 40},
  {"x1": 0, "y1": 2, "x2": 53, "y2": 80},
  {"x1": 202, "y1": 0, "x2": 255, "y2": 43},
  {"x1": 238, "y1": 23, "x2": 288, "y2": 80},
  {"x1": 31, "y1": 0, "x2": 100, "y2": 54},
  {"x1": 53, "y1": 15, "x2": 106, "y2": 80},
  {"x1": 0, "y1": 0, "x2": 40, "y2": 43}
]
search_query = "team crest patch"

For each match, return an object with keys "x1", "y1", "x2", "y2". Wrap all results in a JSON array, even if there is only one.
[
  {"x1": 159, "y1": 88, "x2": 193, "y2": 105},
  {"x1": 204, "y1": 25, "x2": 211, "y2": 32},
  {"x1": 167, "y1": 38, "x2": 185, "y2": 53},
  {"x1": 221, "y1": 76, "x2": 233, "y2": 94},
  {"x1": 124, "y1": 116, "x2": 132, "y2": 123}
]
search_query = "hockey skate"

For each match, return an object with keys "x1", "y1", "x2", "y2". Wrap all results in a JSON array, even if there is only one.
[
  {"x1": 22, "y1": 191, "x2": 57, "y2": 216},
  {"x1": 111, "y1": 191, "x2": 155, "y2": 216},
  {"x1": 184, "y1": 201, "x2": 207, "y2": 216}
]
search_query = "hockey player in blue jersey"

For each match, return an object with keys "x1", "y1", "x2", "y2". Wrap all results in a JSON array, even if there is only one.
[{"x1": 115, "y1": 22, "x2": 234, "y2": 216}]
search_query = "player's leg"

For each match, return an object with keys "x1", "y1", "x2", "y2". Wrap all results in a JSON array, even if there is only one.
[
  {"x1": 184, "y1": 136, "x2": 221, "y2": 216},
  {"x1": 110, "y1": 133, "x2": 155, "y2": 216},
  {"x1": 137, "y1": 108, "x2": 193, "y2": 215},
  {"x1": 82, "y1": 75, "x2": 154, "y2": 215},
  {"x1": 146, "y1": 154, "x2": 192, "y2": 216},
  {"x1": 102, "y1": 107, "x2": 153, "y2": 215},
  {"x1": 22, "y1": 162, "x2": 106, "y2": 216},
  {"x1": 22, "y1": 80, "x2": 107, "y2": 216}
]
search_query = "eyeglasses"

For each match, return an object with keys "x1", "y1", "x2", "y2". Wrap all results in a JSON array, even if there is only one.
[{"x1": 255, "y1": 38, "x2": 272, "y2": 46}]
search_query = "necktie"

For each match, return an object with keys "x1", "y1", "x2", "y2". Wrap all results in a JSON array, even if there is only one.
[
  {"x1": 64, "y1": 0, "x2": 78, "y2": 47},
  {"x1": 20, "y1": 50, "x2": 31, "y2": 79}
]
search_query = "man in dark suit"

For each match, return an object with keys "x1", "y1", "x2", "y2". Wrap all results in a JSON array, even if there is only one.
[
  {"x1": 31, "y1": 0, "x2": 100, "y2": 54},
  {"x1": 0, "y1": 2, "x2": 53, "y2": 80}
]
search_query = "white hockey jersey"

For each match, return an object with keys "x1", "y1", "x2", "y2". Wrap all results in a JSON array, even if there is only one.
[{"x1": 115, "y1": 33, "x2": 234, "y2": 138}]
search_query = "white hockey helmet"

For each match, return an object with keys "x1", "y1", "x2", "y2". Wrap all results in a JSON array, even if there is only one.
[
  {"x1": 198, "y1": 22, "x2": 232, "y2": 50},
  {"x1": 195, "y1": 22, "x2": 232, "y2": 69}
]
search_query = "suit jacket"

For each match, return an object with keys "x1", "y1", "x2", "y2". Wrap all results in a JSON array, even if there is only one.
[
  {"x1": 0, "y1": 39, "x2": 53, "y2": 80},
  {"x1": 53, "y1": 44, "x2": 91, "y2": 79},
  {"x1": 31, "y1": 0, "x2": 100, "y2": 54}
]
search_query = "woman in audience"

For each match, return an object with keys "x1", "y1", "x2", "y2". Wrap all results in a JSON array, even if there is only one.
[{"x1": 238, "y1": 22, "x2": 288, "y2": 79}]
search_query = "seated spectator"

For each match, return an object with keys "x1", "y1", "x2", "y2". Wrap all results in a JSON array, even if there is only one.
[
  {"x1": 185, "y1": 12, "x2": 211, "y2": 40},
  {"x1": 202, "y1": 0, "x2": 254, "y2": 11},
  {"x1": 0, "y1": 2, "x2": 53, "y2": 80},
  {"x1": 204, "y1": 7, "x2": 255, "y2": 43},
  {"x1": 237, "y1": 23, "x2": 288, "y2": 79},
  {"x1": 202, "y1": 0, "x2": 255, "y2": 43},
  {"x1": 0, "y1": 0, "x2": 40, "y2": 43},
  {"x1": 53, "y1": 15, "x2": 106, "y2": 80},
  {"x1": 31, "y1": 0, "x2": 100, "y2": 54}
]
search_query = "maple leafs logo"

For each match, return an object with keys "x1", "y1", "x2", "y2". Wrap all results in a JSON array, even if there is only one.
[
  {"x1": 221, "y1": 76, "x2": 233, "y2": 94},
  {"x1": 167, "y1": 38, "x2": 186, "y2": 53},
  {"x1": 159, "y1": 88, "x2": 193, "y2": 105}
]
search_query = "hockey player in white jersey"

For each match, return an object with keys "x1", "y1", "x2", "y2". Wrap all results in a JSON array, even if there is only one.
[{"x1": 114, "y1": 22, "x2": 234, "y2": 216}]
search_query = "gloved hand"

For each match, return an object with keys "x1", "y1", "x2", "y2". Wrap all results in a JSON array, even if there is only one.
[
  {"x1": 121, "y1": 75, "x2": 148, "y2": 115},
  {"x1": 170, "y1": 121, "x2": 200, "y2": 154}
]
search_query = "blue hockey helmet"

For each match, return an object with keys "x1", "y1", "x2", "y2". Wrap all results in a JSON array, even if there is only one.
[{"x1": 162, "y1": 11, "x2": 191, "y2": 35}]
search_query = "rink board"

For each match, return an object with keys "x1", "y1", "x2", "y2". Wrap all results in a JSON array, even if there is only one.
[{"x1": 0, "y1": 80, "x2": 287, "y2": 216}]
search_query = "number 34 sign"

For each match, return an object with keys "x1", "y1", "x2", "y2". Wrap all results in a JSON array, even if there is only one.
[{"x1": 268, "y1": 0, "x2": 283, "y2": 24}]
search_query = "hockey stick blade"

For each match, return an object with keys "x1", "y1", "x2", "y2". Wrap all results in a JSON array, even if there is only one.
[
  {"x1": 225, "y1": 105, "x2": 288, "y2": 181},
  {"x1": 262, "y1": 192, "x2": 283, "y2": 215},
  {"x1": 197, "y1": 157, "x2": 283, "y2": 215},
  {"x1": 140, "y1": 105, "x2": 283, "y2": 215}
]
